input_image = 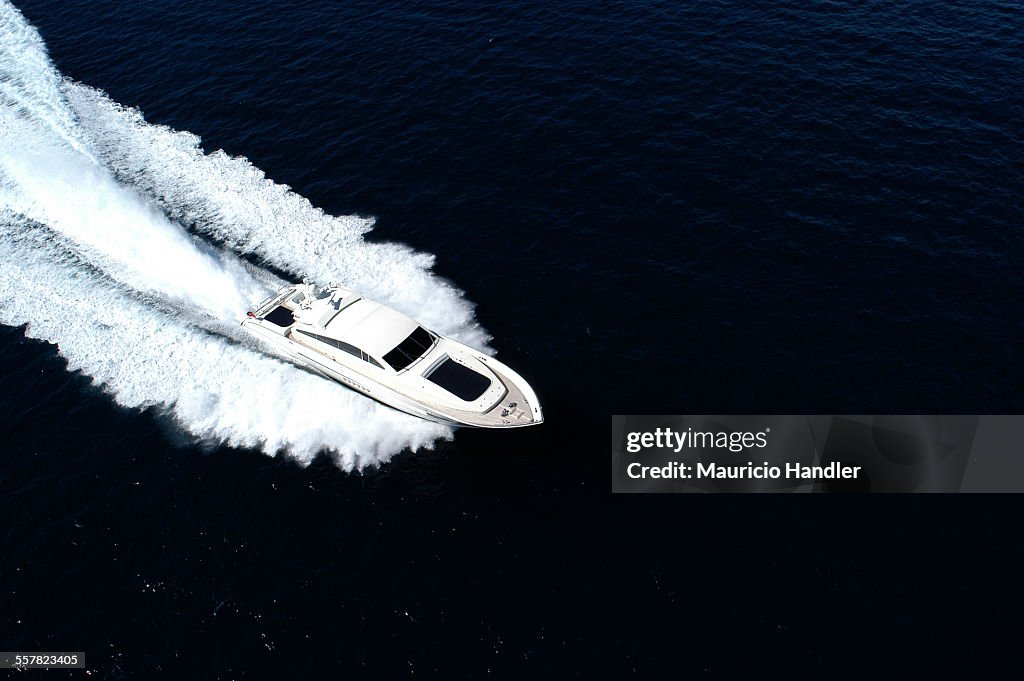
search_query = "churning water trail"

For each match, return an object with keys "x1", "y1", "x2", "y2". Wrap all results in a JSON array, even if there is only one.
[
  {"x1": 63, "y1": 81, "x2": 491, "y2": 349},
  {"x1": 0, "y1": 0, "x2": 479, "y2": 467}
]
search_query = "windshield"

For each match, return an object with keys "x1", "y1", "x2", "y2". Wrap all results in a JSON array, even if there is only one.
[{"x1": 383, "y1": 326, "x2": 434, "y2": 371}]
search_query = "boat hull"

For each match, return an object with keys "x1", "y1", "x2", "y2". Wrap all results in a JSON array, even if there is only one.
[{"x1": 241, "y1": 316, "x2": 543, "y2": 428}]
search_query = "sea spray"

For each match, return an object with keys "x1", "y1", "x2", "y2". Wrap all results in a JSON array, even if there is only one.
[
  {"x1": 0, "y1": 112, "x2": 268, "y2": 320},
  {"x1": 0, "y1": 0, "x2": 476, "y2": 467},
  {"x1": 64, "y1": 84, "x2": 492, "y2": 350},
  {"x1": 0, "y1": 218, "x2": 452, "y2": 466}
]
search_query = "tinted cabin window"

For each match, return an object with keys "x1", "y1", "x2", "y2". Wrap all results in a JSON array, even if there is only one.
[
  {"x1": 383, "y1": 327, "x2": 434, "y2": 372},
  {"x1": 296, "y1": 330, "x2": 383, "y2": 368}
]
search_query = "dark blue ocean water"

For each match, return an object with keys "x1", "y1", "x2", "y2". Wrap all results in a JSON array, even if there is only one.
[{"x1": 1, "y1": 0, "x2": 1022, "y2": 677}]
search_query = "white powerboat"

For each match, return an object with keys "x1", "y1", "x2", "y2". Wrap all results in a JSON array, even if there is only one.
[{"x1": 241, "y1": 281, "x2": 543, "y2": 428}]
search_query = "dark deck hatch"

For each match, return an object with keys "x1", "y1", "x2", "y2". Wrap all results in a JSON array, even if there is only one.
[
  {"x1": 426, "y1": 356, "x2": 491, "y2": 401},
  {"x1": 263, "y1": 306, "x2": 295, "y2": 327}
]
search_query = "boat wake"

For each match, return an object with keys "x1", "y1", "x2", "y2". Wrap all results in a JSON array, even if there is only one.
[{"x1": 0, "y1": 1, "x2": 489, "y2": 468}]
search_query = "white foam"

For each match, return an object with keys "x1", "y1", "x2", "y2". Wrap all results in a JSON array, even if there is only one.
[
  {"x1": 64, "y1": 84, "x2": 493, "y2": 350},
  {"x1": 0, "y1": 2, "x2": 95, "y2": 161},
  {"x1": 0, "y1": 0, "x2": 480, "y2": 467},
  {"x1": 0, "y1": 112, "x2": 270, "y2": 320},
  {"x1": 0, "y1": 217, "x2": 451, "y2": 467}
]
